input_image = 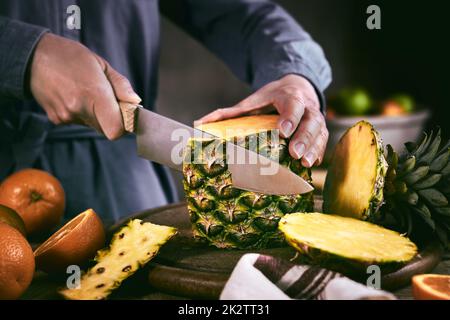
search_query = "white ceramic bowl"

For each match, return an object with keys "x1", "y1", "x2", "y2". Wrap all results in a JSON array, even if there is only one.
[{"x1": 325, "y1": 110, "x2": 430, "y2": 162}]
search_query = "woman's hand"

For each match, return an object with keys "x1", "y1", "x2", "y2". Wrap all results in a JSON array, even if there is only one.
[
  {"x1": 195, "y1": 74, "x2": 328, "y2": 167},
  {"x1": 30, "y1": 33, "x2": 141, "y2": 140}
]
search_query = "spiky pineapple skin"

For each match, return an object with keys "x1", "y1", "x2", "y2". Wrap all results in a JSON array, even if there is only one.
[
  {"x1": 380, "y1": 129, "x2": 450, "y2": 244},
  {"x1": 183, "y1": 133, "x2": 314, "y2": 249},
  {"x1": 367, "y1": 127, "x2": 389, "y2": 220},
  {"x1": 59, "y1": 219, "x2": 176, "y2": 300},
  {"x1": 324, "y1": 120, "x2": 450, "y2": 245}
]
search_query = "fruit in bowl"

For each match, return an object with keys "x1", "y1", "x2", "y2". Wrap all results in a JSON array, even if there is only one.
[
  {"x1": 330, "y1": 87, "x2": 373, "y2": 116},
  {"x1": 325, "y1": 88, "x2": 429, "y2": 163},
  {"x1": 328, "y1": 88, "x2": 417, "y2": 118},
  {"x1": 381, "y1": 93, "x2": 415, "y2": 116}
]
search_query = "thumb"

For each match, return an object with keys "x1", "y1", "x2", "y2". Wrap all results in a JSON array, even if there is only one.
[
  {"x1": 95, "y1": 54, "x2": 142, "y2": 104},
  {"x1": 92, "y1": 82, "x2": 125, "y2": 140}
]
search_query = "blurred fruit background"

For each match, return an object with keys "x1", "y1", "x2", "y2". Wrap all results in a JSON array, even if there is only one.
[
  {"x1": 325, "y1": 88, "x2": 430, "y2": 162},
  {"x1": 327, "y1": 89, "x2": 416, "y2": 117},
  {"x1": 157, "y1": 0, "x2": 450, "y2": 197}
]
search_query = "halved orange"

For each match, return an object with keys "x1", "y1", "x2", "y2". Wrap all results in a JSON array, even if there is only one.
[
  {"x1": 412, "y1": 274, "x2": 450, "y2": 300},
  {"x1": 34, "y1": 209, "x2": 105, "y2": 274}
]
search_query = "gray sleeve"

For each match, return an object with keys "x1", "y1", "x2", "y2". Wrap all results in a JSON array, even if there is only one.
[
  {"x1": 0, "y1": 16, "x2": 48, "y2": 100},
  {"x1": 161, "y1": 0, "x2": 332, "y2": 110}
]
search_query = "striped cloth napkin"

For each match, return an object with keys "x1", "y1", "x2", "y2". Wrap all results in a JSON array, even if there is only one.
[{"x1": 220, "y1": 254, "x2": 396, "y2": 300}]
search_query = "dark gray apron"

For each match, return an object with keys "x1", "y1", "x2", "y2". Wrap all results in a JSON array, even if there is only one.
[
  {"x1": 0, "y1": 108, "x2": 178, "y2": 227},
  {"x1": 0, "y1": 0, "x2": 177, "y2": 226}
]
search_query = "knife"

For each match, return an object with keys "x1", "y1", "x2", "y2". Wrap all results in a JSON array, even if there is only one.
[{"x1": 119, "y1": 102, "x2": 313, "y2": 195}]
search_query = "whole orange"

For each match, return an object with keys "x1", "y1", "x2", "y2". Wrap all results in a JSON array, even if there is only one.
[
  {"x1": 0, "y1": 222, "x2": 35, "y2": 299},
  {"x1": 0, "y1": 169, "x2": 65, "y2": 236}
]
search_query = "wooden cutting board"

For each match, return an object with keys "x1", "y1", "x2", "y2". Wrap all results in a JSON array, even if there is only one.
[{"x1": 110, "y1": 200, "x2": 444, "y2": 299}]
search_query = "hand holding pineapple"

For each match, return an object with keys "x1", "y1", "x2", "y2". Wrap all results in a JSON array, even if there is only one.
[{"x1": 196, "y1": 74, "x2": 328, "y2": 168}]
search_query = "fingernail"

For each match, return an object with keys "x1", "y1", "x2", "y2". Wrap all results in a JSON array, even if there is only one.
[
  {"x1": 303, "y1": 151, "x2": 315, "y2": 167},
  {"x1": 128, "y1": 90, "x2": 142, "y2": 103},
  {"x1": 281, "y1": 120, "x2": 293, "y2": 137},
  {"x1": 294, "y1": 143, "x2": 306, "y2": 159}
]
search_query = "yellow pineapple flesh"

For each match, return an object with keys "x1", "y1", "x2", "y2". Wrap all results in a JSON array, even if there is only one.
[
  {"x1": 279, "y1": 212, "x2": 417, "y2": 274},
  {"x1": 60, "y1": 219, "x2": 176, "y2": 300}
]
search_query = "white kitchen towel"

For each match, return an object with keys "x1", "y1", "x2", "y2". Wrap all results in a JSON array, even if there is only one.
[{"x1": 220, "y1": 254, "x2": 396, "y2": 300}]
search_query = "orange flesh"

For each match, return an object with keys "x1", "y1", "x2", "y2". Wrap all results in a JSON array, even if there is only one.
[
  {"x1": 424, "y1": 278, "x2": 450, "y2": 293},
  {"x1": 197, "y1": 115, "x2": 279, "y2": 138},
  {"x1": 416, "y1": 275, "x2": 450, "y2": 299},
  {"x1": 325, "y1": 122, "x2": 379, "y2": 218},
  {"x1": 33, "y1": 209, "x2": 90, "y2": 256},
  {"x1": 423, "y1": 278, "x2": 450, "y2": 292}
]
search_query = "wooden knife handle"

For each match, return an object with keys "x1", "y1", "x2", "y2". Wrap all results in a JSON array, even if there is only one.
[{"x1": 119, "y1": 102, "x2": 141, "y2": 133}]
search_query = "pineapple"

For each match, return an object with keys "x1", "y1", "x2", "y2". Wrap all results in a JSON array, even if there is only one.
[
  {"x1": 279, "y1": 212, "x2": 417, "y2": 274},
  {"x1": 60, "y1": 219, "x2": 176, "y2": 300},
  {"x1": 323, "y1": 121, "x2": 387, "y2": 220},
  {"x1": 382, "y1": 129, "x2": 450, "y2": 243},
  {"x1": 323, "y1": 121, "x2": 450, "y2": 244},
  {"x1": 183, "y1": 115, "x2": 314, "y2": 249}
]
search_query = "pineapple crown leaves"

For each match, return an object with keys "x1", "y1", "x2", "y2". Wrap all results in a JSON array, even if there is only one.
[{"x1": 384, "y1": 128, "x2": 450, "y2": 245}]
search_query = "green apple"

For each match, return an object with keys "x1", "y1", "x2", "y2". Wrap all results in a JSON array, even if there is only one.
[{"x1": 334, "y1": 88, "x2": 373, "y2": 116}]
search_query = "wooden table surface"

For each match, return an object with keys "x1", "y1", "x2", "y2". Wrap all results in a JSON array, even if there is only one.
[
  {"x1": 22, "y1": 250, "x2": 449, "y2": 300},
  {"x1": 23, "y1": 188, "x2": 449, "y2": 300},
  {"x1": 394, "y1": 252, "x2": 450, "y2": 300}
]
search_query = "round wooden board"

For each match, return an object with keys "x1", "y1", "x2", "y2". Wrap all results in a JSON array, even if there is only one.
[{"x1": 111, "y1": 200, "x2": 444, "y2": 299}]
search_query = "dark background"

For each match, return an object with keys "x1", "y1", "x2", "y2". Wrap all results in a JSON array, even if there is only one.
[
  {"x1": 157, "y1": 0, "x2": 450, "y2": 132},
  {"x1": 156, "y1": 0, "x2": 450, "y2": 198}
]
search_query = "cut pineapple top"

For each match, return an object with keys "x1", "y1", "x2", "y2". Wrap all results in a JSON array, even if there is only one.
[
  {"x1": 185, "y1": 114, "x2": 314, "y2": 249},
  {"x1": 197, "y1": 114, "x2": 279, "y2": 139},
  {"x1": 323, "y1": 121, "x2": 387, "y2": 220},
  {"x1": 60, "y1": 219, "x2": 176, "y2": 300},
  {"x1": 280, "y1": 212, "x2": 417, "y2": 265}
]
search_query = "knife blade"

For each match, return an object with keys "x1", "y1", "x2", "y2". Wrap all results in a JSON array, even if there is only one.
[{"x1": 119, "y1": 102, "x2": 314, "y2": 195}]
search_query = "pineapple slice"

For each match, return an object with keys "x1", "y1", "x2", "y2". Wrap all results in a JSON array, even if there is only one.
[
  {"x1": 323, "y1": 120, "x2": 450, "y2": 245},
  {"x1": 323, "y1": 121, "x2": 387, "y2": 220},
  {"x1": 279, "y1": 212, "x2": 417, "y2": 274},
  {"x1": 60, "y1": 219, "x2": 176, "y2": 300}
]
